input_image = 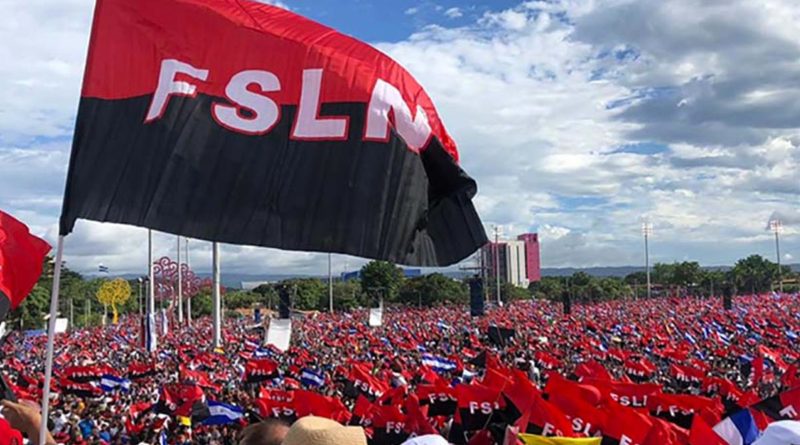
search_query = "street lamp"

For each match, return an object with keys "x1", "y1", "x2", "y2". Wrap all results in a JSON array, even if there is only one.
[
  {"x1": 642, "y1": 221, "x2": 653, "y2": 299},
  {"x1": 493, "y1": 225, "x2": 503, "y2": 306},
  {"x1": 770, "y1": 220, "x2": 783, "y2": 293}
]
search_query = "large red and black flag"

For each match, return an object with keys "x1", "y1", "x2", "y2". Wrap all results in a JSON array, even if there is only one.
[
  {"x1": 59, "y1": 0, "x2": 487, "y2": 266},
  {"x1": 0, "y1": 210, "x2": 51, "y2": 320}
]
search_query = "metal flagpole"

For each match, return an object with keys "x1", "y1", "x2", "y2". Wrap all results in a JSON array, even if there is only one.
[
  {"x1": 328, "y1": 253, "x2": 333, "y2": 313},
  {"x1": 177, "y1": 236, "x2": 183, "y2": 324},
  {"x1": 641, "y1": 221, "x2": 653, "y2": 299},
  {"x1": 212, "y1": 241, "x2": 221, "y2": 348},
  {"x1": 185, "y1": 238, "x2": 191, "y2": 323},
  {"x1": 147, "y1": 229, "x2": 157, "y2": 352},
  {"x1": 39, "y1": 235, "x2": 64, "y2": 445},
  {"x1": 771, "y1": 220, "x2": 783, "y2": 293},
  {"x1": 493, "y1": 225, "x2": 502, "y2": 305}
]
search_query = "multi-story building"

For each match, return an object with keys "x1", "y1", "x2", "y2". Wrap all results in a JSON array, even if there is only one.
[{"x1": 481, "y1": 232, "x2": 541, "y2": 287}]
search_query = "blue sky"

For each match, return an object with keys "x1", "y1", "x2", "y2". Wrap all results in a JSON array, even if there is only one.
[{"x1": 1, "y1": 0, "x2": 798, "y2": 276}]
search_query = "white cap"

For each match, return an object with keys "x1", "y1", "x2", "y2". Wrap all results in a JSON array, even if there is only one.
[
  {"x1": 753, "y1": 421, "x2": 800, "y2": 445},
  {"x1": 401, "y1": 435, "x2": 449, "y2": 445}
]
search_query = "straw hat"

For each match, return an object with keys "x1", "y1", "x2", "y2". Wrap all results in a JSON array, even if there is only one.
[{"x1": 283, "y1": 416, "x2": 367, "y2": 445}]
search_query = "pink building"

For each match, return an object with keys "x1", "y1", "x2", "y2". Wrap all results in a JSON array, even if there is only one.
[{"x1": 517, "y1": 233, "x2": 541, "y2": 283}]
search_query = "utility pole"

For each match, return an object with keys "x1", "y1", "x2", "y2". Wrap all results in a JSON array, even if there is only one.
[
  {"x1": 185, "y1": 238, "x2": 192, "y2": 323},
  {"x1": 771, "y1": 220, "x2": 783, "y2": 293},
  {"x1": 328, "y1": 253, "x2": 334, "y2": 313},
  {"x1": 177, "y1": 236, "x2": 183, "y2": 324},
  {"x1": 642, "y1": 221, "x2": 653, "y2": 299},
  {"x1": 212, "y1": 242, "x2": 221, "y2": 348},
  {"x1": 493, "y1": 225, "x2": 503, "y2": 306}
]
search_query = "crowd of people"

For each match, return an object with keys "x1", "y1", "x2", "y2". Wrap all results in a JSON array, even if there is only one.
[{"x1": 2, "y1": 292, "x2": 800, "y2": 444}]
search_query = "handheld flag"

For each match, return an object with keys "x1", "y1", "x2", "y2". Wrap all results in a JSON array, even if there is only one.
[
  {"x1": 200, "y1": 400, "x2": 244, "y2": 426},
  {"x1": 0, "y1": 210, "x2": 51, "y2": 320},
  {"x1": 59, "y1": 0, "x2": 487, "y2": 266},
  {"x1": 100, "y1": 374, "x2": 132, "y2": 392},
  {"x1": 300, "y1": 368, "x2": 326, "y2": 388}
]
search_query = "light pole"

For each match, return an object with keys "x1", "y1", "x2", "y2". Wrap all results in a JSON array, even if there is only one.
[
  {"x1": 642, "y1": 221, "x2": 653, "y2": 299},
  {"x1": 493, "y1": 225, "x2": 503, "y2": 306},
  {"x1": 328, "y1": 253, "x2": 334, "y2": 313},
  {"x1": 771, "y1": 220, "x2": 783, "y2": 293}
]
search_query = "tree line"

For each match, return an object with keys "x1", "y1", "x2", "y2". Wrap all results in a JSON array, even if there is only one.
[{"x1": 6, "y1": 254, "x2": 797, "y2": 330}]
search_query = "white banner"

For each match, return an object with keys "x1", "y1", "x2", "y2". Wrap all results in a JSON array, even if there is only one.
[
  {"x1": 266, "y1": 318, "x2": 292, "y2": 352},
  {"x1": 368, "y1": 307, "x2": 383, "y2": 327},
  {"x1": 54, "y1": 318, "x2": 69, "y2": 334}
]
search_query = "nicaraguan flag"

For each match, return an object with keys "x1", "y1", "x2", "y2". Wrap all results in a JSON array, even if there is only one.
[
  {"x1": 713, "y1": 409, "x2": 760, "y2": 445},
  {"x1": 100, "y1": 374, "x2": 131, "y2": 392},
  {"x1": 253, "y1": 347, "x2": 272, "y2": 358},
  {"x1": 422, "y1": 353, "x2": 456, "y2": 373},
  {"x1": 200, "y1": 400, "x2": 244, "y2": 425},
  {"x1": 684, "y1": 332, "x2": 697, "y2": 345},
  {"x1": 787, "y1": 330, "x2": 798, "y2": 341},
  {"x1": 300, "y1": 368, "x2": 326, "y2": 387},
  {"x1": 159, "y1": 429, "x2": 167, "y2": 445},
  {"x1": 98, "y1": 264, "x2": 109, "y2": 273}
]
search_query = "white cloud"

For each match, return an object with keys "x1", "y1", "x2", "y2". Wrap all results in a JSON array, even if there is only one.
[
  {"x1": 444, "y1": 7, "x2": 463, "y2": 18},
  {"x1": 405, "y1": 7, "x2": 419, "y2": 15}
]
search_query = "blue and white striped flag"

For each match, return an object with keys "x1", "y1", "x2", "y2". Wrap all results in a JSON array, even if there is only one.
[
  {"x1": 253, "y1": 347, "x2": 273, "y2": 358},
  {"x1": 100, "y1": 374, "x2": 131, "y2": 392},
  {"x1": 98, "y1": 264, "x2": 109, "y2": 273},
  {"x1": 201, "y1": 400, "x2": 244, "y2": 425},
  {"x1": 421, "y1": 354, "x2": 456, "y2": 373},
  {"x1": 684, "y1": 332, "x2": 697, "y2": 345},
  {"x1": 145, "y1": 312, "x2": 157, "y2": 353},
  {"x1": 300, "y1": 368, "x2": 326, "y2": 388}
]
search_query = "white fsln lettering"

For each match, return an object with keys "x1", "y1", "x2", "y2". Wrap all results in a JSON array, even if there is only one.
[
  {"x1": 146, "y1": 59, "x2": 209, "y2": 122},
  {"x1": 780, "y1": 404, "x2": 798, "y2": 418},
  {"x1": 212, "y1": 70, "x2": 281, "y2": 135},
  {"x1": 291, "y1": 69, "x2": 347, "y2": 139},
  {"x1": 620, "y1": 435, "x2": 634, "y2": 445},
  {"x1": 541, "y1": 423, "x2": 555, "y2": 436},
  {"x1": 364, "y1": 79, "x2": 432, "y2": 152}
]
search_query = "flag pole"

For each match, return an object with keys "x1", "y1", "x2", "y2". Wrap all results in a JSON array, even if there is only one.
[
  {"x1": 185, "y1": 238, "x2": 191, "y2": 324},
  {"x1": 177, "y1": 236, "x2": 183, "y2": 324},
  {"x1": 39, "y1": 235, "x2": 65, "y2": 445},
  {"x1": 212, "y1": 241, "x2": 221, "y2": 348},
  {"x1": 147, "y1": 229, "x2": 157, "y2": 352},
  {"x1": 328, "y1": 253, "x2": 333, "y2": 313}
]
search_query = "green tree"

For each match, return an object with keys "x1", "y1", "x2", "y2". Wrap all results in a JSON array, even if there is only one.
[
  {"x1": 732, "y1": 254, "x2": 781, "y2": 294},
  {"x1": 280, "y1": 278, "x2": 326, "y2": 311},
  {"x1": 360, "y1": 261, "x2": 404, "y2": 303},
  {"x1": 398, "y1": 273, "x2": 468, "y2": 307},
  {"x1": 529, "y1": 277, "x2": 564, "y2": 301},
  {"x1": 253, "y1": 284, "x2": 279, "y2": 311},
  {"x1": 225, "y1": 291, "x2": 261, "y2": 309},
  {"x1": 191, "y1": 289, "x2": 213, "y2": 318},
  {"x1": 501, "y1": 282, "x2": 530, "y2": 302},
  {"x1": 332, "y1": 280, "x2": 362, "y2": 311}
]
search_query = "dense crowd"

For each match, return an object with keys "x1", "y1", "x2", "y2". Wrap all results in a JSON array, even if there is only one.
[{"x1": 2, "y1": 292, "x2": 800, "y2": 445}]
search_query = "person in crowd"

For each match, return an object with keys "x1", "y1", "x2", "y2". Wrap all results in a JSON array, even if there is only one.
[{"x1": 238, "y1": 418, "x2": 290, "y2": 445}]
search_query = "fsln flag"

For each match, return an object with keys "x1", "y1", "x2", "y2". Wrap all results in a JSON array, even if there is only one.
[
  {"x1": 300, "y1": 368, "x2": 326, "y2": 388},
  {"x1": 100, "y1": 374, "x2": 132, "y2": 392},
  {"x1": 0, "y1": 210, "x2": 51, "y2": 320},
  {"x1": 59, "y1": 0, "x2": 487, "y2": 266}
]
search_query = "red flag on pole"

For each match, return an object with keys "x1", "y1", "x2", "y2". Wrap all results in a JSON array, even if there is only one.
[{"x1": 0, "y1": 210, "x2": 51, "y2": 319}]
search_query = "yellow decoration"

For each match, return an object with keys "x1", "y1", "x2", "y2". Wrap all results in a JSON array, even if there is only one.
[{"x1": 97, "y1": 278, "x2": 132, "y2": 324}]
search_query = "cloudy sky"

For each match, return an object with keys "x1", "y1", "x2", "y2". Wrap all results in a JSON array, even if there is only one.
[{"x1": 2, "y1": 0, "x2": 798, "y2": 277}]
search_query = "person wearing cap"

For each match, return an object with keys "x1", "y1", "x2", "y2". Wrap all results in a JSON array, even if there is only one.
[{"x1": 282, "y1": 416, "x2": 367, "y2": 445}]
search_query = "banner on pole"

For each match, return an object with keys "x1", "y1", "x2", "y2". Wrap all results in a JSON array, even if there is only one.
[
  {"x1": 266, "y1": 318, "x2": 292, "y2": 352},
  {"x1": 368, "y1": 307, "x2": 383, "y2": 327}
]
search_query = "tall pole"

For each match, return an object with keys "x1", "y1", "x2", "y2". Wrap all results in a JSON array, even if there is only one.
[
  {"x1": 494, "y1": 225, "x2": 502, "y2": 305},
  {"x1": 69, "y1": 296, "x2": 74, "y2": 331},
  {"x1": 185, "y1": 238, "x2": 192, "y2": 323},
  {"x1": 771, "y1": 220, "x2": 783, "y2": 293},
  {"x1": 328, "y1": 253, "x2": 334, "y2": 313},
  {"x1": 147, "y1": 229, "x2": 157, "y2": 352},
  {"x1": 137, "y1": 278, "x2": 142, "y2": 317},
  {"x1": 212, "y1": 241, "x2": 221, "y2": 348},
  {"x1": 177, "y1": 236, "x2": 183, "y2": 324},
  {"x1": 38, "y1": 236, "x2": 64, "y2": 445},
  {"x1": 642, "y1": 222, "x2": 653, "y2": 299}
]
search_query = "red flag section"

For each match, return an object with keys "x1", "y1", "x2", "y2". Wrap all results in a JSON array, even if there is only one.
[{"x1": 0, "y1": 210, "x2": 50, "y2": 318}]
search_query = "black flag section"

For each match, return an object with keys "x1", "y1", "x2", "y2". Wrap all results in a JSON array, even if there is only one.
[{"x1": 469, "y1": 277, "x2": 484, "y2": 317}]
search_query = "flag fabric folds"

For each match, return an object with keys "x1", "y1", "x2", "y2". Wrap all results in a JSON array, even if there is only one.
[
  {"x1": 300, "y1": 368, "x2": 326, "y2": 388},
  {"x1": 0, "y1": 210, "x2": 51, "y2": 320},
  {"x1": 200, "y1": 400, "x2": 244, "y2": 426},
  {"x1": 422, "y1": 354, "x2": 457, "y2": 373},
  {"x1": 713, "y1": 409, "x2": 760, "y2": 445},
  {"x1": 58, "y1": 0, "x2": 487, "y2": 266}
]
